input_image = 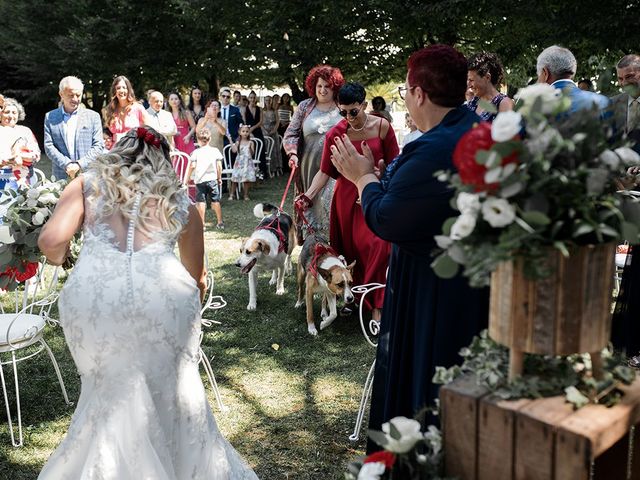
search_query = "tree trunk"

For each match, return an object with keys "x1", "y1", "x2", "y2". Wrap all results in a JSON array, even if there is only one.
[{"x1": 207, "y1": 72, "x2": 219, "y2": 99}]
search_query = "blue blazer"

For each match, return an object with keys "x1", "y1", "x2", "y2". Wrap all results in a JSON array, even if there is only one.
[
  {"x1": 224, "y1": 105, "x2": 242, "y2": 144},
  {"x1": 552, "y1": 80, "x2": 610, "y2": 115},
  {"x1": 44, "y1": 106, "x2": 104, "y2": 180}
]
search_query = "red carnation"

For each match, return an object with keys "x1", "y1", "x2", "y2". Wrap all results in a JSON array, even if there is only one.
[
  {"x1": 1, "y1": 261, "x2": 39, "y2": 286},
  {"x1": 453, "y1": 122, "x2": 518, "y2": 192},
  {"x1": 364, "y1": 450, "x2": 396, "y2": 469},
  {"x1": 136, "y1": 127, "x2": 147, "y2": 138}
]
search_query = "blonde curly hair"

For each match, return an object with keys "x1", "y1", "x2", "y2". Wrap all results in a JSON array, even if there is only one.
[{"x1": 87, "y1": 127, "x2": 187, "y2": 237}]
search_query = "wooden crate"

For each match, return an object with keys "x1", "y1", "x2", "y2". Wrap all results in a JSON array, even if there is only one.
[{"x1": 440, "y1": 375, "x2": 640, "y2": 480}]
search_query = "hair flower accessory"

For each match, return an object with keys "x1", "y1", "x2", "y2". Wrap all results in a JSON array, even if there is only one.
[{"x1": 136, "y1": 127, "x2": 161, "y2": 148}]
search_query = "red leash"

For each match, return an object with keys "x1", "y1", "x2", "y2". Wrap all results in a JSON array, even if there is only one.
[{"x1": 279, "y1": 165, "x2": 297, "y2": 210}]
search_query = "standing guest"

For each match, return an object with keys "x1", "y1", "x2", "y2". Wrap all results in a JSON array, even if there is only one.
[
  {"x1": 219, "y1": 87, "x2": 242, "y2": 145},
  {"x1": 262, "y1": 95, "x2": 283, "y2": 175},
  {"x1": 300, "y1": 82, "x2": 399, "y2": 322},
  {"x1": 103, "y1": 75, "x2": 149, "y2": 144},
  {"x1": 536, "y1": 45, "x2": 610, "y2": 114},
  {"x1": 402, "y1": 113, "x2": 422, "y2": 149},
  {"x1": 245, "y1": 90, "x2": 268, "y2": 178},
  {"x1": 611, "y1": 54, "x2": 640, "y2": 152},
  {"x1": 578, "y1": 78, "x2": 593, "y2": 91},
  {"x1": 277, "y1": 93, "x2": 294, "y2": 136},
  {"x1": 187, "y1": 86, "x2": 207, "y2": 124},
  {"x1": 102, "y1": 127, "x2": 113, "y2": 152},
  {"x1": 1, "y1": 98, "x2": 41, "y2": 190},
  {"x1": 196, "y1": 99, "x2": 228, "y2": 153},
  {"x1": 466, "y1": 52, "x2": 514, "y2": 121},
  {"x1": 370, "y1": 96, "x2": 393, "y2": 123},
  {"x1": 329, "y1": 45, "x2": 489, "y2": 448},
  {"x1": 186, "y1": 128, "x2": 224, "y2": 229},
  {"x1": 44, "y1": 76, "x2": 104, "y2": 181},
  {"x1": 230, "y1": 125, "x2": 255, "y2": 200},
  {"x1": 232, "y1": 90, "x2": 242, "y2": 107},
  {"x1": 167, "y1": 92, "x2": 196, "y2": 154},
  {"x1": 238, "y1": 96, "x2": 249, "y2": 123},
  {"x1": 145, "y1": 91, "x2": 177, "y2": 148},
  {"x1": 284, "y1": 65, "x2": 344, "y2": 243}
]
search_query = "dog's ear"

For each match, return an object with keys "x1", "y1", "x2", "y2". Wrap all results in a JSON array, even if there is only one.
[
  {"x1": 318, "y1": 268, "x2": 332, "y2": 283},
  {"x1": 346, "y1": 260, "x2": 356, "y2": 271},
  {"x1": 258, "y1": 240, "x2": 271, "y2": 255}
]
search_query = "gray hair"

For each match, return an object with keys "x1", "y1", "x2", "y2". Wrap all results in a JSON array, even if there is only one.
[
  {"x1": 2, "y1": 97, "x2": 26, "y2": 121},
  {"x1": 536, "y1": 45, "x2": 577, "y2": 79},
  {"x1": 617, "y1": 54, "x2": 640, "y2": 71},
  {"x1": 58, "y1": 76, "x2": 84, "y2": 93}
]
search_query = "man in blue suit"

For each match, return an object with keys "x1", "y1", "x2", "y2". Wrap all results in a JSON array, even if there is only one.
[
  {"x1": 219, "y1": 86, "x2": 242, "y2": 145},
  {"x1": 44, "y1": 76, "x2": 103, "y2": 180},
  {"x1": 536, "y1": 45, "x2": 610, "y2": 114}
]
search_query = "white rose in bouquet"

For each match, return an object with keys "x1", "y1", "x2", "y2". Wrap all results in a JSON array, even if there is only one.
[
  {"x1": 357, "y1": 462, "x2": 386, "y2": 480},
  {"x1": 456, "y1": 192, "x2": 481, "y2": 214},
  {"x1": 26, "y1": 188, "x2": 40, "y2": 200},
  {"x1": 598, "y1": 149, "x2": 621, "y2": 169},
  {"x1": 614, "y1": 147, "x2": 640, "y2": 166},
  {"x1": 381, "y1": 416, "x2": 425, "y2": 454},
  {"x1": 39, "y1": 192, "x2": 58, "y2": 205},
  {"x1": 515, "y1": 83, "x2": 563, "y2": 115},
  {"x1": 32, "y1": 210, "x2": 46, "y2": 225},
  {"x1": 450, "y1": 213, "x2": 477, "y2": 240},
  {"x1": 0, "y1": 225, "x2": 15, "y2": 244},
  {"x1": 481, "y1": 197, "x2": 517, "y2": 228},
  {"x1": 491, "y1": 111, "x2": 523, "y2": 142}
]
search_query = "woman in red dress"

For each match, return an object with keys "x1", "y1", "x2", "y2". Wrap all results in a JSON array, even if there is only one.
[
  {"x1": 300, "y1": 82, "x2": 399, "y2": 321},
  {"x1": 168, "y1": 92, "x2": 196, "y2": 155}
]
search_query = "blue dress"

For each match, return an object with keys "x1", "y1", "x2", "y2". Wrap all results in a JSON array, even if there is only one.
[
  {"x1": 361, "y1": 107, "x2": 489, "y2": 450},
  {"x1": 466, "y1": 93, "x2": 506, "y2": 122}
]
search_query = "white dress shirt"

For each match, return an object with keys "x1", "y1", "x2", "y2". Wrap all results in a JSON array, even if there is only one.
[
  {"x1": 146, "y1": 108, "x2": 178, "y2": 139},
  {"x1": 62, "y1": 107, "x2": 79, "y2": 160}
]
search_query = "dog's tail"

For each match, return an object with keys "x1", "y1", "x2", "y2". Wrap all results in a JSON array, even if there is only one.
[{"x1": 253, "y1": 202, "x2": 279, "y2": 218}]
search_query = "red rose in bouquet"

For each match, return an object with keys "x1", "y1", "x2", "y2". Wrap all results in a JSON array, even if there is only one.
[
  {"x1": 363, "y1": 450, "x2": 396, "y2": 469},
  {"x1": 0, "y1": 261, "x2": 39, "y2": 287},
  {"x1": 453, "y1": 122, "x2": 518, "y2": 192}
]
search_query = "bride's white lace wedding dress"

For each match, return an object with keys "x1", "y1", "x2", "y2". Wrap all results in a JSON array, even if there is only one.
[{"x1": 39, "y1": 174, "x2": 258, "y2": 480}]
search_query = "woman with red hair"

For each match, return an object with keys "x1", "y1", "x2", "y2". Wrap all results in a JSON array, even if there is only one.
[
  {"x1": 329, "y1": 45, "x2": 489, "y2": 450},
  {"x1": 284, "y1": 65, "x2": 344, "y2": 243}
]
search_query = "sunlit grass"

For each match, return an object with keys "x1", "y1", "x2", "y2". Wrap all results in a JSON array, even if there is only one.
[{"x1": 0, "y1": 174, "x2": 374, "y2": 479}]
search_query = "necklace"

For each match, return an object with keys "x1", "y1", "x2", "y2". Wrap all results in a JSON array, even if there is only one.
[{"x1": 349, "y1": 113, "x2": 368, "y2": 132}]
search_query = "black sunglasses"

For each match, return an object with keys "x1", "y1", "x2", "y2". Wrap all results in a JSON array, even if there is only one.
[
  {"x1": 339, "y1": 107, "x2": 361, "y2": 118},
  {"x1": 220, "y1": 94, "x2": 230, "y2": 98}
]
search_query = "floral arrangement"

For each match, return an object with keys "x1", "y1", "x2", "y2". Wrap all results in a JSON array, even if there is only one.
[
  {"x1": 345, "y1": 417, "x2": 449, "y2": 480},
  {"x1": 0, "y1": 178, "x2": 66, "y2": 291},
  {"x1": 433, "y1": 330, "x2": 636, "y2": 409},
  {"x1": 432, "y1": 83, "x2": 640, "y2": 287}
]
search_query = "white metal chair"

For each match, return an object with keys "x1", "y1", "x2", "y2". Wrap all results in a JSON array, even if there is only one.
[
  {"x1": 250, "y1": 138, "x2": 263, "y2": 175},
  {"x1": 348, "y1": 282, "x2": 385, "y2": 442},
  {"x1": 171, "y1": 150, "x2": 195, "y2": 200},
  {"x1": 0, "y1": 263, "x2": 72, "y2": 447},
  {"x1": 263, "y1": 136, "x2": 274, "y2": 178},
  {"x1": 31, "y1": 168, "x2": 46, "y2": 184},
  {"x1": 198, "y1": 255, "x2": 228, "y2": 412},
  {"x1": 221, "y1": 145, "x2": 239, "y2": 199}
]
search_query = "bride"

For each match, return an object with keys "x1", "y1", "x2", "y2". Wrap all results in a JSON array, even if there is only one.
[{"x1": 37, "y1": 127, "x2": 258, "y2": 479}]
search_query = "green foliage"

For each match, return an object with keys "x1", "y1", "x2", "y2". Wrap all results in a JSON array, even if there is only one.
[{"x1": 433, "y1": 331, "x2": 637, "y2": 409}]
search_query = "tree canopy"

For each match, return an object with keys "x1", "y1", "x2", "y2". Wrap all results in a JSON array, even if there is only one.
[{"x1": 1, "y1": 0, "x2": 638, "y2": 113}]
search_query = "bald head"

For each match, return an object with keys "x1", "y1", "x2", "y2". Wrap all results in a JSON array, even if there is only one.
[{"x1": 148, "y1": 91, "x2": 164, "y2": 112}]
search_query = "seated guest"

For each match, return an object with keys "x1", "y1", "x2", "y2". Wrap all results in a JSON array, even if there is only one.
[
  {"x1": 1, "y1": 97, "x2": 41, "y2": 189},
  {"x1": 328, "y1": 45, "x2": 489, "y2": 450},
  {"x1": 145, "y1": 90, "x2": 178, "y2": 148},
  {"x1": 536, "y1": 45, "x2": 609, "y2": 114},
  {"x1": 402, "y1": 113, "x2": 422, "y2": 149},
  {"x1": 466, "y1": 52, "x2": 514, "y2": 121},
  {"x1": 44, "y1": 76, "x2": 104, "y2": 180}
]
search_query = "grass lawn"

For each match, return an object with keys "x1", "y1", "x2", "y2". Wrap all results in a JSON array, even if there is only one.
[{"x1": 0, "y1": 164, "x2": 375, "y2": 480}]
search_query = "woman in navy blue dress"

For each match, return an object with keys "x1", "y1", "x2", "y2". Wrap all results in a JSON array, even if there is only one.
[{"x1": 329, "y1": 45, "x2": 489, "y2": 451}]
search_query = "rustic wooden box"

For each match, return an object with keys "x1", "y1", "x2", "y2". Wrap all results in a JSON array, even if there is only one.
[{"x1": 440, "y1": 375, "x2": 640, "y2": 479}]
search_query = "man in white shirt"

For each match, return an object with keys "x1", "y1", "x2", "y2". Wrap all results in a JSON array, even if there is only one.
[
  {"x1": 145, "y1": 91, "x2": 177, "y2": 148},
  {"x1": 43, "y1": 76, "x2": 104, "y2": 179}
]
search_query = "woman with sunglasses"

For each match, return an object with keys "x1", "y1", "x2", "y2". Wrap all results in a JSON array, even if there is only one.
[
  {"x1": 299, "y1": 82, "x2": 399, "y2": 322},
  {"x1": 284, "y1": 65, "x2": 344, "y2": 243}
]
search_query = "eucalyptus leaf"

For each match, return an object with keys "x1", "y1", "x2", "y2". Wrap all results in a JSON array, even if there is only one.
[
  {"x1": 565, "y1": 386, "x2": 589, "y2": 409},
  {"x1": 621, "y1": 221, "x2": 639, "y2": 243},
  {"x1": 477, "y1": 98, "x2": 497, "y2": 114},
  {"x1": 521, "y1": 211, "x2": 551, "y2": 226},
  {"x1": 431, "y1": 253, "x2": 459, "y2": 279},
  {"x1": 389, "y1": 421, "x2": 402, "y2": 441},
  {"x1": 367, "y1": 430, "x2": 390, "y2": 448},
  {"x1": 476, "y1": 150, "x2": 491, "y2": 165}
]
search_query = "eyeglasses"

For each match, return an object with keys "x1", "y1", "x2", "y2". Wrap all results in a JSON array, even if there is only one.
[
  {"x1": 398, "y1": 85, "x2": 416, "y2": 100},
  {"x1": 220, "y1": 94, "x2": 230, "y2": 99},
  {"x1": 339, "y1": 107, "x2": 361, "y2": 118}
]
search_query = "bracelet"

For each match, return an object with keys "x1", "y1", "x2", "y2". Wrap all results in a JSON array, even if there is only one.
[{"x1": 287, "y1": 152, "x2": 298, "y2": 158}]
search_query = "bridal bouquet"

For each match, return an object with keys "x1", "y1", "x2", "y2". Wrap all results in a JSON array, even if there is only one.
[
  {"x1": 432, "y1": 83, "x2": 640, "y2": 287},
  {"x1": 345, "y1": 417, "x2": 447, "y2": 480},
  {"x1": 0, "y1": 178, "x2": 66, "y2": 291}
]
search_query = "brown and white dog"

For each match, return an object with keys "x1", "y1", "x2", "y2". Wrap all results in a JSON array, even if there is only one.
[
  {"x1": 236, "y1": 203, "x2": 296, "y2": 311},
  {"x1": 295, "y1": 234, "x2": 355, "y2": 335}
]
